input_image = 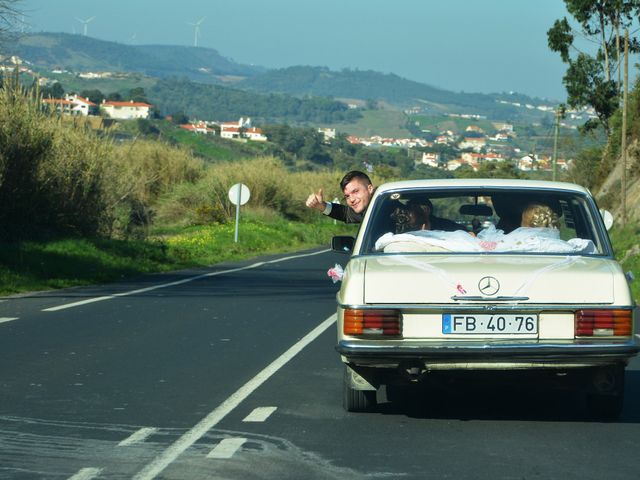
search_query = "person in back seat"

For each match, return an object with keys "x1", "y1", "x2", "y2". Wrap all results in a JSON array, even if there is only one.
[
  {"x1": 391, "y1": 199, "x2": 465, "y2": 233},
  {"x1": 521, "y1": 203, "x2": 560, "y2": 229}
]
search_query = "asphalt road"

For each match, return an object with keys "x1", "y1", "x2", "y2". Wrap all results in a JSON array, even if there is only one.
[{"x1": 1, "y1": 248, "x2": 640, "y2": 480}]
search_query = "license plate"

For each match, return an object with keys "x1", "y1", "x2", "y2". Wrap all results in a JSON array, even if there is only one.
[{"x1": 442, "y1": 313, "x2": 538, "y2": 334}]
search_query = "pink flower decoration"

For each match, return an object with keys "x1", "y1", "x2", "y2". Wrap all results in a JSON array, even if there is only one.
[{"x1": 327, "y1": 264, "x2": 344, "y2": 283}]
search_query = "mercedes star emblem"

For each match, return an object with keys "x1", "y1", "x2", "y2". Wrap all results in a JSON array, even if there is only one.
[{"x1": 478, "y1": 276, "x2": 500, "y2": 296}]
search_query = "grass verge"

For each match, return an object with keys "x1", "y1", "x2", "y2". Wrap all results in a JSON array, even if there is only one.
[
  {"x1": 609, "y1": 223, "x2": 640, "y2": 301},
  {"x1": 2, "y1": 219, "x2": 638, "y2": 301},
  {"x1": 0, "y1": 217, "x2": 356, "y2": 296}
]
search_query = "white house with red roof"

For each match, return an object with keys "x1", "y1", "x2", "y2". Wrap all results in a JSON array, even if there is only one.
[
  {"x1": 100, "y1": 100, "x2": 153, "y2": 120},
  {"x1": 180, "y1": 121, "x2": 215, "y2": 134},
  {"x1": 318, "y1": 127, "x2": 336, "y2": 142},
  {"x1": 490, "y1": 132, "x2": 510, "y2": 141},
  {"x1": 447, "y1": 157, "x2": 480, "y2": 171},
  {"x1": 244, "y1": 127, "x2": 267, "y2": 141},
  {"x1": 220, "y1": 126, "x2": 241, "y2": 140},
  {"x1": 421, "y1": 152, "x2": 440, "y2": 167},
  {"x1": 458, "y1": 135, "x2": 486, "y2": 151},
  {"x1": 42, "y1": 97, "x2": 74, "y2": 115},
  {"x1": 446, "y1": 159, "x2": 464, "y2": 171},
  {"x1": 517, "y1": 154, "x2": 537, "y2": 171},
  {"x1": 556, "y1": 158, "x2": 569, "y2": 170},
  {"x1": 461, "y1": 152, "x2": 506, "y2": 164},
  {"x1": 492, "y1": 122, "x2": 514, "y2": 132},
  {"x1": 220, "y1": 117, "x2": 251, "y2": 139},
  {"x1": 42, "y1": 94, "x2": 97, "y2": 116},
  {"x1": 218, "y1": 118, "x2": 267, "y2": 141}
]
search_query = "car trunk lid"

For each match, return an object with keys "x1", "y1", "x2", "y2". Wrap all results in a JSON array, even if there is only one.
[{"x1": 363, "y1": 254, "x2": 615, "y2": 304}]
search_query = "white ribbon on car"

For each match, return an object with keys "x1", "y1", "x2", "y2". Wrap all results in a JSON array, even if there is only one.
[
  {"x1": 380, "y1": 251, "x2": 585, "y2": 299},
  {"x1": 391, "y1": 255, "x2": 469, "y2": 295},
  {"x1": 510, "y1": 255, "x2": 584, "y2": 298}
]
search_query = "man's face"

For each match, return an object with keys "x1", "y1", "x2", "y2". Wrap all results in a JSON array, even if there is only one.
[{"x1": 343, "y1": 179, "x2": 374, "y2": 214}]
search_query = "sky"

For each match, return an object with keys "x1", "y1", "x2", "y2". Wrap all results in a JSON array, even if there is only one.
[{"x1": 18, "y1": 0, "x2": 581, "y2": 101}]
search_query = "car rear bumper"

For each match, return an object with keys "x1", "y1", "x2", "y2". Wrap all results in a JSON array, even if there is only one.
[{"x1": 337, "y1": 339, "x2": 640, "y2": 369}]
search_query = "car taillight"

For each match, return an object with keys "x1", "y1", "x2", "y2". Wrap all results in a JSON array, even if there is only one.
[
  {"x1": 343, "y1": 309, "x2": 401, "y2": 336},
  {"x1": 575, "y1": 309, "x2": 633, "y2": 337}
]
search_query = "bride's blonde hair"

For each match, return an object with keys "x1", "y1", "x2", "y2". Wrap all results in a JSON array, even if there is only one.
[{"x1": 521, "y1": 203, "x2": 560, "y2": 228}]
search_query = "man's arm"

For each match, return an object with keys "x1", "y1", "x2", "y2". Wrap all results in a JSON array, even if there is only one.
[
  {"x1": 328, "y1": 203, "x2": 363, "y2": 224},
  {"x1": 306, "y1": 188, "x2": 362, "y2": 224}
]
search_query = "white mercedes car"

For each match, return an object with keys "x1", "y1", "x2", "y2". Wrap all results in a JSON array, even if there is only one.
[{"x1": 332, "y1": 179, "x2": 638, "y2": 419}]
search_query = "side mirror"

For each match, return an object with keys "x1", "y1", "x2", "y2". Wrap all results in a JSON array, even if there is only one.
[
  {"x1": 599, "y1": 209, "x2": 614, "y2": 231},
  {"x1": 332, "y1": 236, "x2": 355, "y2": 253}
]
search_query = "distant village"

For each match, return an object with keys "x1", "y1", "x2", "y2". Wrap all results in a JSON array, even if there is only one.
[
  {"x1": 2, "y1": 54, "x2": 583, "y2": 173},
  {"x1": 334, "y1": 124, "x2": 569, "y2": 173}
]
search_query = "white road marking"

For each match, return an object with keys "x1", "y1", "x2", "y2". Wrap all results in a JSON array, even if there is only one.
[
  {"x1": 0, "y1": 317, "x2": 18, "y2": 324},
  {"x1": 206, "y1": 437, "x2": 247, "y2": 459},
  {"x1": 118, "y1": 427, "x2": 158, "y2": 446},
  {"x1": 44, "y1": 296, "x2": 114, "y2": 311},
  {"x1": 243, "y1": 406, "x2": 277, "y2": 422},
  {"x1": 133, "y1": 313, "x2": 337, "y2": 480},
  {"x1": 43, "y1": 249, "x2": 330, "y2": 312},
  {"x1": 68, "y1": 468, "x2": 103, "y2": 480}
]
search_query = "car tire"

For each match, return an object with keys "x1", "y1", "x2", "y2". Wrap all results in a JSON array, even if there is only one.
[
  {"x1": 343, "y1": 366, "x2": 377, "y2": 412},
  {"x1": 586, "y1": 393, "x2": 624, "y2": 421},
  {"x1": 586, "y1": 364, "x2": 625, "y2": 421}
]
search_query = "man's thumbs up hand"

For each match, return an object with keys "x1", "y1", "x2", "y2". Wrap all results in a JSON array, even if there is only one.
[{"x1": 306, "y1": 188, "x2": 326, "y2": 211}]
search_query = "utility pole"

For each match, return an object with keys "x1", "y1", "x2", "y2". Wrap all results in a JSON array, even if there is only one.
[
  {"x1": 552, "y1": 106, "x2": 561, "y2": 181},
  {"x1": 621, "y1": 29, "x2": 629, "y2": 226}
]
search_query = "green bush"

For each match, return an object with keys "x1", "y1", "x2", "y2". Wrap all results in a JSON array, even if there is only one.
[
  {"x1": 0, "y1": 79, "x2": 386, "y2": 241},
  {"x1": 0, "y1": 78, "x2": 111, "y2": 239}
]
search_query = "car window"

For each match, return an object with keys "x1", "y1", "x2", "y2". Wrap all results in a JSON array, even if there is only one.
[{"x1": 360, "y1": 188, "x2": 607, "y2": 255}]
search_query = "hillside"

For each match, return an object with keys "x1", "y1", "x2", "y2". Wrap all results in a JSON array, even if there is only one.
[
  {"x1": 148, "y1": 77, "x2": 361, "y2": 123},
  {"x1": 8, "y1": 33, "x2": 262, "y2": 83},
  {"x1": 240, "y1": 66, "x2": 554, "y2": 120},
  {"x1": 7, "y1": 33, "x2": 557, "y2": 122}
]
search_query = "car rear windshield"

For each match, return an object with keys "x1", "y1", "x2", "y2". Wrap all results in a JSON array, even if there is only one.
[{"x1": 360, "y1": 187, "x2": 609, "y2": 256}]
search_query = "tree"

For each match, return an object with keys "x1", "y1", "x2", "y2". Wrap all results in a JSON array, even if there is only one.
[
  {"x1": 547, "y1": 1, "x2": 639, "y2": 134},
  {"x1": 136, "y1": 118, "x2": 159, "y2": 137},
  {"x1": 567, "y1": 146, "x2": 603, "y2": 189},
  {"x1": 454, "y1": 161, "x2": 520, "y2": 180},
  {"x1": 0, "y1": 0, "x2": 21, "y2": 49},
  {"x1": 41, "y1": 82, "x2": 64, "y2": 99},
  {"x1": 79, "y1": 89, "x2": 105, "y2": 104},
  {"x1": 129, "y1": 87, "x2": 149, "y2": 103},
  {"x1": 169, "y1": 111, "x2": 189, "y2": 125}
]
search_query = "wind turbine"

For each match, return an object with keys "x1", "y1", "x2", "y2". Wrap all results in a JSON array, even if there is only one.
[
  {"x1": 19, "y1": 15, "x2": 29, "y2": 34},
  {"x1": 186, "y1": 17, "x2": 205, "y2": 47},
  {"x1": 75, "y1": 16, "x2": 95, "y2": 36}
]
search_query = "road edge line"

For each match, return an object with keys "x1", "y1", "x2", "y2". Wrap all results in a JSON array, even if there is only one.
[
  {"x1": 43, "y1": 249, "x2": 330, "y2": 312},
  {"x1": 133, "y1": 313, "x2": 336, "y2": 480}
]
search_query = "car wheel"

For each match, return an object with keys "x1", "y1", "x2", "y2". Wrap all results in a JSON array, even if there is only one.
[
  {"x1": 343, "y1": 366, "x2": 377, "y2": 412},
  {"x1": 586, "y1": 364, "x2": 625, "y2": 421},
  {"x1": 586, "y1": 393, "x2": 624, "y2": 421}
]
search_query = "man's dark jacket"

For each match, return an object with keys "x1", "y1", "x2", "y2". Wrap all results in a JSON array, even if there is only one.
[
  {"x1": 327, "y1": 203, "x2": 364, "y2": 224},
  {"x1": 327, "y1": 202, "x2": 463, "y2": 232}
]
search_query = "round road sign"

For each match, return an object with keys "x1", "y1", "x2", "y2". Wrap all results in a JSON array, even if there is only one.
[{"x1": 228, "y1": 183, "x2": 250, "y2": 206}]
